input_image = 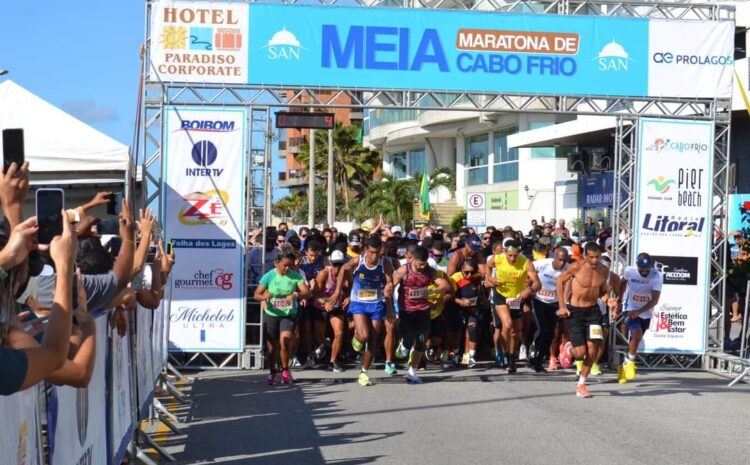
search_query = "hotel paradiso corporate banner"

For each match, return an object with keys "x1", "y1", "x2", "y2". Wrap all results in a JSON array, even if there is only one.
[
  {"x1": 634, "y1": 119, "x2": 713, "y2": 354},
  {"x1": 149, "y1": 1, "x2": 734, "y2": 99},
  {"x1": 163, "y1": 107, "x2": 246, "y2": 352}
]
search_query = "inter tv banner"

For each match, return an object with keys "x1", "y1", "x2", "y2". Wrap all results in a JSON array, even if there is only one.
[
  {"x1": 163, "y1": 107, "x2": 246, "y2": 352},
  {"x1": 634, "y1": 118, "x2": 713, "y2": 354},
  {"x1": 149, "y1": 2, "x2": 733, "y2": 99}
]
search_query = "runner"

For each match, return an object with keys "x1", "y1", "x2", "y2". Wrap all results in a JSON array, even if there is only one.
[
  {"x1": 450, "y1": 257, "x2": 483, "y2": 367},
  {"x1": 529, "y1": 247, "x2": 569, "y2": 372},
  {"x1": 299, "y1": 240, "x2": 326, "y2": 367},
  {"x1": 556, "y1": 242, "x2": 609, "y2": 398},
  {"x1": 329, "y1": 236, "x2": 394, "y2": 386},
  {"x1": 317, "y1": 250, "x2": 349, "y2": 372},
  {"x1": 383, "y1": 237, "x2": 402, "y2": 376},
  {"x1": 485, "y1": 239, "x2": 541, "y2": 373},
  {"x1": 392, "y1": 246, "x2": 450, "y2": 384},
  {"x1": 590, "y1": 254, "x2": 621, "y2": 376},
  {"x1": 616, "y1": 253, "x2": 662, "y2": 384},
  {"x1": 254, "y1": 251, "x2": 311, "y2": 385}
]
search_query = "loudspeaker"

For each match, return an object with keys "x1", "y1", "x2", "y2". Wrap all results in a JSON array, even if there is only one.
[
  {"x1": 590, "y1": 149, "x2": 613, "y2": 171},
  {"x1": 567, "y1": 150, "x2": 588, "y2": 174}
]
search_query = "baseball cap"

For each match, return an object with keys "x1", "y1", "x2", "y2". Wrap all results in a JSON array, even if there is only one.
[
  {"x1": 467, "y1": 235, "x2": 482, "y2": 251},
  {"x1": 330, "y1": 250, "x2": 347, "y2": 264},
  {"x1": 636, "y1": 256, "x2": 654, "y2": 268},
  {"x1": 407, "y1": 232, "x2": 418, "y2": 240},
  {"x1": 391, "y1": 225, "x2": 403, "y2": 234},
  {"x1": 605, "y1": 237, "x2": 614, "y2": 249},
  {"x1": 361, "y1": 219, "x2": 374, "y2": 232},
  {"x1": 348, "y1": 231, "x2": 360, "y2": 246}
]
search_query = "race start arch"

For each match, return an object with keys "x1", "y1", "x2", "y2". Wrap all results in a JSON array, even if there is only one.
[{"x1": 139, "y1": 0, "x2": 735, "y2": 373}]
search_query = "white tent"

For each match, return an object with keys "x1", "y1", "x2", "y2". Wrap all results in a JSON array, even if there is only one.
[{"x1": 0, "y1": 80, "x2": 130, "y2": 185}]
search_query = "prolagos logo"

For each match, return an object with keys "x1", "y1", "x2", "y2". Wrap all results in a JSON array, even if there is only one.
[
  {"x1": 595, "y1": 39, "x2": 632, "y2": 72},
  {"x1": 647, "y1": 175, "x2": 676, "y2": 194},
  {"x1": 645, "y1": 137, "x2": 708, "y2": 154},
  {"x1": 76, "y1": 387, "x2": 89, "y2": 447},
  {"x1": 186, "y1": 141, "x2": 224, "y2": 176},
  {"x1": 179, "y1": 190, "x2": 229, "y2": 226}
]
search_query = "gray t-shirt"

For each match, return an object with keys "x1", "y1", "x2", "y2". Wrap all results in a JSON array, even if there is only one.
[{"x1": 37, "y1": 271, "x2": 120, "y2": 311}]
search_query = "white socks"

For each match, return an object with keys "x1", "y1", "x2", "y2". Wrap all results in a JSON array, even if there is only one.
[
  {"x1": 578, "y1": 375, "x2": 587, "y2": 386},
  {"x1": 469, "y1": 349, "x2": 476, "y2": 357}
]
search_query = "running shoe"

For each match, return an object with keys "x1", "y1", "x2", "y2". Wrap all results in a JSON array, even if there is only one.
[
  {"x1": 451, "y1": 352, "x2": 461, "y2": 368},
  {"x1": 494, "y1": 350, "x2": 507, "y2": 368},
  {"x1": 303, "y1": 357, "x2": 316, "y2": 369},
  {"x1": 461, "y1": 352, "x2": 470, "y2": 366},
  {"x1": 531, "y1": 358, "x2": 546, "y2": 373},
  {"x1": 358, "y1": 371, "x2": 373, "y2": 386},
  {"x1": 328, "y1": 361, "x2": 344, "y2": 373},
  {"x1": 267, "y1": 372, "x2": 277, "y2": 386},
  {"x1": 395, "y1": 341, "x2": 407, "y2": 359},
  {"x1": 352, "y1": 337, "x2": 364, "y2": 353},
  {"x1": 591, "y1": 363, "x2": 602, "y2": 376},
  {"x1": 575, "y1": 360, "x2": 584, "y2": 376},
  {"x1": 281, "y1": 369, "x2": 293, "y2": 384},
  {"x1": 468, "y1": 357, "x2": 478, "y2": 368},
  {"x1": 291, "y1": 357, "x2": 302, "y2": 368},
  {"x1": 426, "y1": 348, "x2": 437, "y2": 363},
  {"x1": 418, "y1": 356, "x2": 427, "y2": 371},
  {"x1": 507, "y1": 356, "x2": 517, "y2": 374},
  {"x1": 314, "y1": 343, "x2": 326, "y2": 361},
  {"x1": 519, "y1": 345, "x2": 528, "y2": 361},
  {"x1": 624, "y1": 361, "x2": 637, "y2": 381},
  {"x1": 406, "y1": 372, "x2": 422, "y2": 384},
  {"x1": 576, "y1": 384, "x2": 592, "y2": 398},
  {"x1": 617, "y1": 366, "x2": 628, "y2": 384},
  {"x1": 560, "y1": 342, "x2": 573, "y2": 369},
  {"x1": 384, "y1": 361, "x2": 398, "y2": 376},
  {"x1": 547, "y1": 357, "x2": 559, "y2": 372},
  {"x1": 407, "y1": 349, "x2": 414, "y2": 367}
]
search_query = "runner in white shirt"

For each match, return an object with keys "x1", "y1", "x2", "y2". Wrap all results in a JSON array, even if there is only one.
[
  {"x1": 530, "y1": 247, "x2": 569, "y2": 372},
  {"x1": 615, "y1": 253, "x2": 663, "y2": 383}
]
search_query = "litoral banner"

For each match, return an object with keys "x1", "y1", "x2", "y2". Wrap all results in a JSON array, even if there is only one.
[
  {"x1": 634, "y1": 118, "x2": 713, "y2": 354},
  {"x1": 163, "y1": 107, "x2": 246, "y2": 352},
  {"x1": 0, "y1": 386, "x2": 42, "y2": 465},
  {"x1": 49, "y1": 316, "x2": 108, "y2": 465},
  {"x1": 149, "y1": 2, "x2": 733, "y2": 99}
]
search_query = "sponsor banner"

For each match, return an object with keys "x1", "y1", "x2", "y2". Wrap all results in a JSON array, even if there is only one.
[
  {"x1": 49, "y1": 316, "x2": 107, "y2": 465},
  {"x1": 241, "y1": 4, "x2": 730, "y2": 99},
  {"x1": 136, "y1": 306, "x2": 155, "y2": 418},
  {"x1": 0, "y1": 386, "x2": 42, "y2": 465},
  {"x1": 109, "y1": 327, "x2": 134, "y2": 465},
  {"x1": 648, "y1": 20, "x2": 734, "y2": 99},
  {"x1": 487, "y1": 191, "x2": 518, "y2": 210},
  {"x1": 168, "y1": 247, "x2": 245, "y2": 351},
  {"x1": 635, "y1": 119, "x2": 713, "y2": 353},
  {"x1": 150, "y1": 0, "x2": 249, "y2": 83},
  {"x1": 582, "y1": 172, "x2": 614, "y2": 208}
]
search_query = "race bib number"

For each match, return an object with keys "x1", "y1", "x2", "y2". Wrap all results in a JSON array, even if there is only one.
[
  {"x1": 633, "y1": 294, "x2": 650, "y2": 303},
  {"x1": 271, "y1": 296, "x2": 294, "y2": 312},
  {"x1": 407, "y1": 287, "x2": 428, "y2": 300},
  {"x1": 357, "y1": 289, "x2": 378, "y2": 302},
  {"x1": 537, "y1": 289, "x2": 555, "y2": 299},
  {"x1": 506, "y1": 298, "x2": 521, "y2": 310},
  {"x1": 465, "y1": 297, "x2": 478, "y2": 306},
  {"x1": 589, "y1": 324, "x2": 603, "y2": 340}
]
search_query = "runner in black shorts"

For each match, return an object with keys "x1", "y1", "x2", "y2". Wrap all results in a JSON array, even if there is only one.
[{"x1": 556, "y1": 242, "x2": 610, "y2": 398}]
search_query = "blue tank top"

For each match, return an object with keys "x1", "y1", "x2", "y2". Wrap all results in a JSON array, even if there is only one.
[
  {"x1": 350, "y1": 256, "x2": 386, "y2": 304},
  {"x1": 300, "y1": 255, "x2": 325, "y2": 283}
]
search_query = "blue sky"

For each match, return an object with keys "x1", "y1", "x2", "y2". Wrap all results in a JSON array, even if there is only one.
[{"x1": 0, "y1": 1, "x2": 286, "y2": 199}]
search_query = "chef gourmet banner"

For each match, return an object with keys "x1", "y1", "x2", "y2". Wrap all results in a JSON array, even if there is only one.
[
  {"x1": 634, "y1": 118, "x2": 713, "y2": 354},
  {"x1": 163, "y1": 107, "x2": 246, "y2": 352},
  {"x1": 149, "y1": 2, "x2": 733, "y2": 99}
]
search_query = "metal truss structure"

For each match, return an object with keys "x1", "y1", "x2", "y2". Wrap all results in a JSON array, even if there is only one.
[{"x1": 142, "y1": 0, "x2": 734, "y2": 370}]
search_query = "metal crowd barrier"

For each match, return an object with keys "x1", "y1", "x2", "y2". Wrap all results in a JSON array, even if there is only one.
[{"x1": 0, "y1": 294, "x2": 182, "y2": 465}]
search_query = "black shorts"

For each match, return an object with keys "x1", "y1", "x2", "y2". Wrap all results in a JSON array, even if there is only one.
[
  {"x1": 445, "y1": 304, "x2": 464, "y2": 332},
  {"x1": 430, "y1": 312, "x2": 447, "y2": 340},
  {"x1": 567, "y1": 305, "x2": 603, "y2": 348},
  {"x1": 264, "y1": 314, "x2": 297, "y2": 341},
  {"x1": 400, "y1": 310, "x2": 431, "y2": 342},
  {"x1": 493, "y1": 289, "x2": 523, "y2": 320}
]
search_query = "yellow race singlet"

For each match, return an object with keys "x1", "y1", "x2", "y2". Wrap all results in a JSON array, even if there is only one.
[{"x1": 494, "y1": 254, "x2": 528, "y2": 298}]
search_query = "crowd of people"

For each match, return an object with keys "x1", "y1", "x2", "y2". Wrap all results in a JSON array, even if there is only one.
[
  {"x1": 0, "y1": 161, "x2": 175, "y2": 396},
  {"x1": 250, "y1": 216, "x2": 664, "y2": 398}
]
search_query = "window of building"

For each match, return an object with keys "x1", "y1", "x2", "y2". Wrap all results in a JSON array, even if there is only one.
[
  {"x1": 408, "y1": 148, "x2": 426, "y2": 178},
  {"x1": 390, "y1": 148, "x2": 426, "y2": 180},
  {"x1": 465, "y1": 134, "x2": 489, "y2": 186},
  {"x1": 493, "y1": 128, "x2": 518, "y2": 183},
  {"x1": 529, "y1": 120, "x2": 557, "y2": 159},
  {"x1": 391, "y1": 152, "x2": 407, "y2": 179}
]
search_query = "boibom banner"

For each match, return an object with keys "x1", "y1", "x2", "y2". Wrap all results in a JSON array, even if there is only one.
[
  {"x1": 149, "y1": 2, "x2": 734, "y2": 99},
  {"x1": 634, "y1": 118, "x2": 713, "y2": 354},
  {"x1": 163, "y1": 107, "x2": 246, "y2": 352}
]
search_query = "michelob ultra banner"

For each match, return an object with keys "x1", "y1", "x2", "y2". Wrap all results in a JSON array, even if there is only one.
[
  {"x1": 163, "y1": 107, "x2": 246, "y2": 352},
  {"x1": 634, "y1": 118, "x2": 713, "y2": 353}
]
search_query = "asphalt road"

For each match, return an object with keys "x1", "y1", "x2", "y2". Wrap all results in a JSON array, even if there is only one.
[{"x1": 158, "y1": 365, "x2": 749, "y2": 465}]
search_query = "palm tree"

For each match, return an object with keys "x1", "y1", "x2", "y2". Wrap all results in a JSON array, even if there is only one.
[
  {"x1": 411, "y1": 167, "x2": 456, "y2": 200},
  {"x1": 296, "y1": 121, "x2": 381, "y2": 219},
  {"x1": 273, "y1": 191, "x2": 306, "y2": 221},
  {"x1": 363, "y1": 173, "x2": 416, "y2": 225}
]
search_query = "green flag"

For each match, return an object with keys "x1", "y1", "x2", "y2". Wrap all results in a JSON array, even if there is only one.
[
  {"x1": 355, "y1": 123, "x2": 364, "y2": 144},
  {"x1": 419, "y1": 174, "x2": 430, "y2": 216}
]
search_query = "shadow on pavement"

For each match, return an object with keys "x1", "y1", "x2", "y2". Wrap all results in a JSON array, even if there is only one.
[{"x1": 170, "y1": 374, "x2": 397, "y2": 465}]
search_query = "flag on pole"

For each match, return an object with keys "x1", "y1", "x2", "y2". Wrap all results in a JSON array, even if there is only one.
[
  {"x1": 419, "y1": 174, "x2": 430, "y2": 220},
  {"x1": 355, "y1": 123, "x2": 364, "y2": 144}
]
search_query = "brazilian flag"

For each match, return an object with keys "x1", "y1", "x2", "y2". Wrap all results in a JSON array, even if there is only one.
[{"x1": 419, "y1": 174, "x2": 430, "y2": 220}]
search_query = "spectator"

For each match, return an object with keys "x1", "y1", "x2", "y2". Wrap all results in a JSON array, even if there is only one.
[
  {"x1": 583, "y1": 217, "x2": 598, "y2": 241},
  {"x1": 552, "y1": 219, "x2": 570, "y2": 238}
]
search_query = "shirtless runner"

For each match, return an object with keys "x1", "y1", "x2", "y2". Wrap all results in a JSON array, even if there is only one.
[{"x1": 556, "y1": 242, "x2": 610, "y2": 398}]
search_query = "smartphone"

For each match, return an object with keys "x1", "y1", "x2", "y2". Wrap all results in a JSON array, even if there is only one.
[
  {"x1": 36, "y1": 188, "x2": 65, "y2": 244},
  {"x1": 2, "y1": 129, "x2": 24, "y2": 173},
  {"x1": 166, "y1": 242, "x2": 173, "y2": 255},
  {"x1": 148, "y1": 245, "x2": 158, "y2": 255},
  {"x1": 96, "y1": 218, "x2": 119, "y2": 235},
  {"x1": 106, "y1": 192, "x2": 122, "y2": 215}
]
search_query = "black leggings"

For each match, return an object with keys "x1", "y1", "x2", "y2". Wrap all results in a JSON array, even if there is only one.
[
  {"x1": 532, "y1": 299, "x2": 558, "y2": 360},
  {"x1": 264, "y1": 314, "x2": 297, "y2": 341},
  {"x1": 400, "y1": 311, "x2": 431, "y2": 352}
]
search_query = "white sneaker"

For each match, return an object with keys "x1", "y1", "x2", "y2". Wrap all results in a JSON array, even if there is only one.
[
  {"x1": 406, "y1": 373, "x2": 422, "y2": 384},
  {"x1": 519, "y1": 345, "x2": 528, "y2": 361},
  {"x1": 291, "y1": 357, "x2": 302, "y2": 368}
]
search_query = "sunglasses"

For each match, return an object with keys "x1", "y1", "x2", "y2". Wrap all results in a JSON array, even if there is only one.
[
  {"x1": 300, "y1": 234, "x2": 308, "y2": 239},
  {"x1": 277, "y1": 239, "x2": 286, "y2": 244},
  {"x1": 432, "y1": 253, "x2": 443, "y2": 260},
  {"x1": 482, "y1": 236, "x2": 490, "y2": 240}
]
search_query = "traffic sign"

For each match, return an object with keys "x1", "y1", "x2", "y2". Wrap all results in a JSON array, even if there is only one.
[{"x1": 466, "y1": 192, "x2": 486, "y2": 227}]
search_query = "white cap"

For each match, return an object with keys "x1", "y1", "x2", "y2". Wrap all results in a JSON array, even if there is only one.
[
  {"x1": 391, "y1": 225, "x2": 403, "y2": 234},
  {"x1": 330, "y1": 250, "x2": 347, "y2": 264},
  {"x1": 605, "y1": 237, "x2": 614, "y2": 249}
]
